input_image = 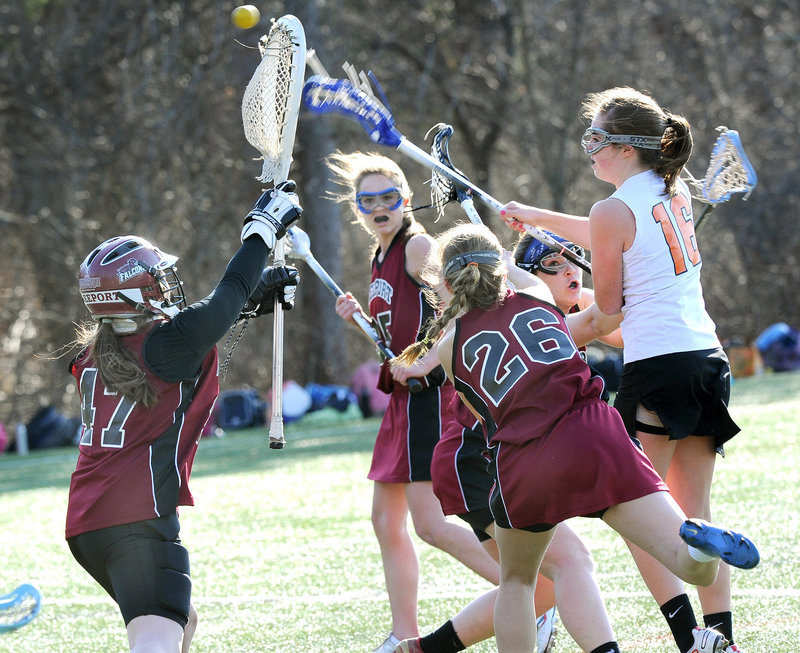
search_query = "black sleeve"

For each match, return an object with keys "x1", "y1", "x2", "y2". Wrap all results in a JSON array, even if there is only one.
[{"x1": 144, "y1": 238, "x2": 269, "y2": 382}]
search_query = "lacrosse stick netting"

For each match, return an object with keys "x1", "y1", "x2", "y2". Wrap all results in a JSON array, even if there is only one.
[
  {"x1": 684, "y1": 127, "x2": 757, "y2": 231},
  {"x1": 242, "y1": 16, "x2": 305, "y2": 183},
  {"x1": 241, "y1": 15, "x2": 306, "y2": 448}
]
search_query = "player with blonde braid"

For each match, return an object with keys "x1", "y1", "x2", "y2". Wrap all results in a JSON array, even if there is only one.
[{"x1": 396, "y1": 222, "x2": 759, "y2": 653}]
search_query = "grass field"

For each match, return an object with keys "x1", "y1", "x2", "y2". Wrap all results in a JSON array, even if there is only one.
[{"x1": 1, "y1": 371, "x2": 799, "y2": 652}]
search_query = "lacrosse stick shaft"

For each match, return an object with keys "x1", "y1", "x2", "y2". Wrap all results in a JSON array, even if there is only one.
[
  {"x1": 242, "y1": 14, "x2": 306, "y2": 448},
  {"x1": 694, "y1": 203, "x2": 714, "y2": 232},
  {"x1": 294, "y1": 242, "x2": 424, "y2": 394},
  {"x1": 269, "y1": 238, "x2": 286, "y2": 448},
  {"x1": 397, "y1": 139, "x2": 592, "y2": 274}
]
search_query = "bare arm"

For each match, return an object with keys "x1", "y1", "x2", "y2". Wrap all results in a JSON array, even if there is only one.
[
  {"x1": 391, "y1": 344, "x2": 441, "y2": 385},
  {"x1": 502, "y1": 250, "x2": 556, "y2": 305},
  {"x1": 578, "y1": 288, "x2": 624, "y2": 348},
  {"x1": 437, "y1": 328, "x2": 456, "y2": 383},
  {"x1": 588, "y1": 198, "x2": 632, "y2": 315},
  {"x1": 404, "y1": 232, "x2": 436, "y2": 283},
  {"x1": 566, "y1": 303, "x2": 623, "y2": 349},
  {"x1": 501, "y1": 201, "x2": 592, "y2": 249}
]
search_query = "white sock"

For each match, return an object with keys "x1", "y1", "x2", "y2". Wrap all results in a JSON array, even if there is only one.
[{"x1": 687, "y1": 545, "x2": 716, "y2": 562}]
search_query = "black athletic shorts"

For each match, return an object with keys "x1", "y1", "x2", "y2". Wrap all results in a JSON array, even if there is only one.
[
  {"x1": 613, "y1": 347, "x2": 740, "y2": 451},
  {"x1": 456, "y1": 507, "x2": 494, "y2": 542},
  {"x1": 67, "y1": 514, "x2": 191, "y2": 627}
]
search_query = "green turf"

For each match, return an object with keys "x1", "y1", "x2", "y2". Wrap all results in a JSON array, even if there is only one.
[{"x1": 1, "y1": 371, "x2": 799, "y2": 652}]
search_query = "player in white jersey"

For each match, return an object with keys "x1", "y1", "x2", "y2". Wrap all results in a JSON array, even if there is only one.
[{"x1": 501, "y1": 87, "x2": 745, "y2": 653}]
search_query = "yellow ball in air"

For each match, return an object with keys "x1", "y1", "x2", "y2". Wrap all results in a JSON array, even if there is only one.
[{"x1": 231, "y1": 5, "x2": 260, "y2": 30}]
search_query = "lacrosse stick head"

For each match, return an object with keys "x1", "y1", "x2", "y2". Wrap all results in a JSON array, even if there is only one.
[
  {"x1": 427, "y1": 123, "x2": 475, "y2": 218},
  {"x1": 241, "y1": 15, "x2": 306, "y2": 183},
  {"x1": 302, "y1": 75, "x2": 403, "y2": 148},
  {"x1": 0, "y1": 583, "x2": 42, "y2": 633},
  {"x1": 692, "y1": 127, "x2": 758, "y2": 204}
]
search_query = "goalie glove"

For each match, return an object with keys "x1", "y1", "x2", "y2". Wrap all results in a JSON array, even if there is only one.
[
  {"x1": 241, "y1": 180, "x2": 303, "y2": 249},
  {"x1": 240, "y1": 265, "x2": 300, "y2": 319}
]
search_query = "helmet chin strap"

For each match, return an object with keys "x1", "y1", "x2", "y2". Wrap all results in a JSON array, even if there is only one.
[
  {"x1": 149, "y1": 299, "x2": 180, "y2": 318},
  {"x1": 99, "y1": 316, "x2": 157, "y2": 335},
  {"x1": 116, "y1": 291, "x2": 179, "y2": 319}
]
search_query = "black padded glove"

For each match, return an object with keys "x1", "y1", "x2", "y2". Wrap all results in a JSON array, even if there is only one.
[
  {"x1": 241, "y1": 180, "x2": 303, "y2": 248},
  {"x1": 240, "y1": 265, "x2": 300, "y2": 319}
]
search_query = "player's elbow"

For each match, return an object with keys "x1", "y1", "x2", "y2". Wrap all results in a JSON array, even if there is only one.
[{"x1": 594, "y1": 294, "x2": 622, "y2": 315}]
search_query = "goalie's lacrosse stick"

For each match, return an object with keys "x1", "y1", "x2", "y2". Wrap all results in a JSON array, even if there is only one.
[
  {"x1": 302, "y1": 75, "x2": 592, "y2": 274},
  {"x1": 0, "y1": 583, "x2": 41, "y2": 633},
  {"x1": 242, "y1": 15, "x2": 306, "y2": 449},
  {"x1": 685, "y1": 126, "x2": 757, "y2": 232},
  {"x1": 286, "y1": 227, "x2": 423, "y2": 394}
]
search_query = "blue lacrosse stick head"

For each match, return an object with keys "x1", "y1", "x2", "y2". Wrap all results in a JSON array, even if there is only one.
[{"x1": 302, "y1": 76, "x2": 403, "y2": 148}]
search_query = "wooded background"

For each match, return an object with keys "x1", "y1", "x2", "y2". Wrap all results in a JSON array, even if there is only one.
[{"x1": 1, "y1": 0, "x2": 797, "y2": 426}]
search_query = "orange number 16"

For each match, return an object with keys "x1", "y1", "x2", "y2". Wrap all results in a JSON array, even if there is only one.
[{"x1": 652, "y1": 193, "x2": 701, "y2": 275}]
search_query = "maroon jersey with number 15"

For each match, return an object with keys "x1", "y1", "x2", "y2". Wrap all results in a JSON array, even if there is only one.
[{"x1": 369, "y1": 226, "x2": 437, "y2": 393}]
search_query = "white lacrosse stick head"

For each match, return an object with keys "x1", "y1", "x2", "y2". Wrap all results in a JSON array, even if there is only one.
[{"x1": 241, "y1": 15, "x2": 306, "y2": 183}]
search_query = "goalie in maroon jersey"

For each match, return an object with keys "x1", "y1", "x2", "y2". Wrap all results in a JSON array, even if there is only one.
[{"x1": 65, "y1": 182, "x2": 301, "y2": 653}]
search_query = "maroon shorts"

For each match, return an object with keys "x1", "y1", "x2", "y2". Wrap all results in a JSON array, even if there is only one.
[
  {"x1": 431, "y1": 408, "x2": 492, "y2": 516},
  {"x1": 368, "y1": 383, "x2": 456, "y2": 483},
  {"x1": 490, "y1": 398, "x2": 668, "y2": 530}
]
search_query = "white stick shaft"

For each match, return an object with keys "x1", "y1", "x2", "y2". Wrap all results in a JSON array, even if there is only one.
[
  {"x1": 398, "y1": 138, "x2": 592, "y2": 273},
  {"x1": 298, "y1": 250, "x2": 392, "y2": 359},
  {"x1": 269, "y1": 237, "x2": 286, "y2": 448},
  {"x1": 398, "y1": 139, "x2": 503, "y2": 210}
]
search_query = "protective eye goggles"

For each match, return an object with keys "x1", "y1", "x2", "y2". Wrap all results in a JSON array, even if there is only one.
[
  {"x1": 519, "y1": 245, "x2": 586, "y2": 275},
  {"x1": 580, "y1": 127, "x2": 663, "y2": 155},
  {"x1": 355, "y1": 187, "x2": 404, "y2": 214}
]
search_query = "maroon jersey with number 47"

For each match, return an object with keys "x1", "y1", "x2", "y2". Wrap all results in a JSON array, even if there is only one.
[{"x1": 65, "y1": 324, "x2": 219, "y2": 539}]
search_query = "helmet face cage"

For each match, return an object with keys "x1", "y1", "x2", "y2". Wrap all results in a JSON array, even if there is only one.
[{"x1": 78, "y1": 236, "x2": 186, "y2": 320}]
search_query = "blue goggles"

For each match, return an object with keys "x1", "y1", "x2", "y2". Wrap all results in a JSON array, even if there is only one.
[{"x1": 355, "y1": 187, "x2": 404, "y2": 214}]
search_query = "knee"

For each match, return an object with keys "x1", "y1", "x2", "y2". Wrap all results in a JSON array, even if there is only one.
[
  {"x1": 412, "y1": 521, "x2": 439, "y2": 547},
  {"x1": 684, "y1": 561, "x2": 718, "y2": 587},
  {"x1": 186, "y1": 604, "x2": 199, "y2": 633},
  {"x1": 371, "y1": 510, "x2": 408, "y2": 545},
  {"x1": 541, "y1": 536, "x2": 595, "y2": 580}
]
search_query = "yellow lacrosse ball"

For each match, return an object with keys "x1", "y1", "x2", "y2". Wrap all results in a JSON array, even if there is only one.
[{"x1": 231, "y1": 5, "x2": 260, "y2": 29}]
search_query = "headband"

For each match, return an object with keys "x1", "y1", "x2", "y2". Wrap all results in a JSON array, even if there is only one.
[{"x1": 443, "y1": 250, "x2": 501, "y2": 277}]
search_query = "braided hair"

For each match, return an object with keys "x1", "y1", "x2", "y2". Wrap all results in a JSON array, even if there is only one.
[{"x1": 394, "y1": 224, "x2": 506, "y2": 366}]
